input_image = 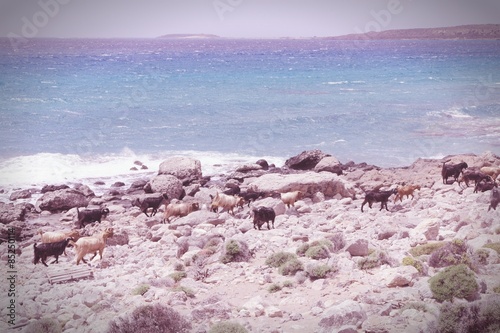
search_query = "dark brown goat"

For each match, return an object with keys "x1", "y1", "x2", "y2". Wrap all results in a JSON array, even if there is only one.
[
  {"x1": 361, "y1": 188, "x2": 397, "y2": 212},
  {"x1": 76, "y1": 207, "x2": 109, "y2": 229},
  {"x1": 459, "y1": 170, "x2": 492, "y2": 188},
  {"x1": 132, "y1": 194, "x2": 169, "y2": 217},
  {"x1": 252, "y1": 206, "x2": 276, "y2": 230},
  {"x1": 441, "y1": 161, "x2": 468, "y2": 184}
]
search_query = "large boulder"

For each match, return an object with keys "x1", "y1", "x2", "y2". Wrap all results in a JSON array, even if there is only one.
[
  {"x1": 314, "y1": 156, "x2": 342, "y2": 175},
  {"x1": 0, "y1": 203, "x2": 27, "y2": 224},
  {"x1": 248, "y1": 172, "x2": 355, "y2": 199},
  {"x1": 318, "y1": 300, "x2": 367, "y2": 332},
  {"x1": 147, "y1": 174, "x2": 184, "y2": 200},
  {"x1": 285, "y1": 150, "x2": 330, "y2": 170},
  {"x1": 158, "y1": 156, "x2": 202, "y2": 185},
  {"x1": 36, "y1": 189, "x2": 90, "y2": 212}
]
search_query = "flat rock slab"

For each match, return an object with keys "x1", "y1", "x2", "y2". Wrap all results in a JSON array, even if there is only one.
[{"x1": 47, "y1": 266, "x2": 94, "y2": 284}]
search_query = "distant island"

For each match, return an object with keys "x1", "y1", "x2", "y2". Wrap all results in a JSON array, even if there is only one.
[
  {"x1": 157, "y1": 33, "x2": 220, "y2": 39},
  {"x1": 157, "y1": 25, "x2": 500, "y2": 40},
  {"x1": 327, "y1": 24, "x2": 500, "y2": 40}
]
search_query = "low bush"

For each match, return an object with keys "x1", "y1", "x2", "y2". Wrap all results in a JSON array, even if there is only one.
[
  {"x1": 107, "y1": 303, "x2": 191, "y2": 333},
  {"x1": 428, "y1": 239, "x2": 474, "y2": 270},
  {"x1": 278, "y1": 257, "x2": 304, "y2": 276},
  {"x1": 265, "y1": 252, "x2": 297, "y2": 268},
  {"x1": 23, "y1": 318, "x2": 62, "y2": 333},
  {"x1": 437, "y1": 297, "x2": 500, "y2": 333},
  {"x1": 131, "y1": 284, "x2": 150, "y2": 296},
  {"x1": 208, "y1": 321, "x2": 249, "y2": 333},
  {"x1": 306, "y1": 263, "x2": 335, "y2": 280},
  {"x1": 409, "y1": 242, "x2": 446, "y2": 257},
  {"x1": 268, "y1": 283, "x2": 282, "y2": 293},
  {"x1": 483, "y1": 242, "x2": 500, "y2": 254},
  {"x1": 429, "y1": 264, "x2": 479, "y2": 302},
  {"x1": 358, "y1": 250, "x2": 390, "y2": 270},
  {"x1": 297, "y1": 239, "x2": 333, "y2": 259},
  {"x1": 220, "y1": 239, "x2": 251, "y2": 264},
  {"x1": 172, "y1": 286, "x2": 195, "y2": 298},
  {"x1": 402, "y1": 256, "x2": 425, "y2": 274},
  {"x1": 169, "y1": 271, "x2": 187, "y2": 283}
]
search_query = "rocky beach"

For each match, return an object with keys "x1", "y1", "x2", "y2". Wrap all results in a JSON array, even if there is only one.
[{"x1": 1, "y1": 150, "x2": 500, "y2": 333}]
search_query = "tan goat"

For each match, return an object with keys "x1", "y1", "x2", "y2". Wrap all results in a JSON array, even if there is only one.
[
  {"x1": 394, "y1": 185, "x2": 421, "y2": 202},
  {"x1": 70, "y1": 228, "x2": 114, "y2": 265}
]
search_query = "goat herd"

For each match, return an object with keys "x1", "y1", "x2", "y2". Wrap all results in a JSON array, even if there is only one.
[{"x1": 33, "y1": 160, "x2": 499, "y2": 268}]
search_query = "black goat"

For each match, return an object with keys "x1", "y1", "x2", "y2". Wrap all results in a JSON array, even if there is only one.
[
  {"x1": 223, "y1": 185, "x2": 241, "y2": 196},
  {"x1": 240, "y1": 191, "x2": 266, "y2": 207},
  {"x1": 489, "y1": 188, "x2": 499, "y2": 211},
  {"x1": 76, "y1": 207, "x2": 109, "y2": 229},
  {"x1": 361, "y1": 188, "x2": 397, "y2": 212},
  {"x1": 33, "y1": 237, "x2": 73, "y2": 267},
  {"x1": 442, "y1": 161, "x2": 468, "y2": 184},
  {"x1": 252, "y1": 206, "x2": 276, "y2": 230},
  {"x1": 132, "y1": 193, "x2": 169, "y2": 217}
]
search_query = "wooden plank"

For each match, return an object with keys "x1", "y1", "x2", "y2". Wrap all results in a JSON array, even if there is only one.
[{"x1": 47, "y1": 267, "x2": 93, "y2": 284}]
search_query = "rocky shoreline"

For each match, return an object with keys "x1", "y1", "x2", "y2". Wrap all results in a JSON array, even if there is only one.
[{"x1": 1, "y1": 150, "x2": 500, "y2": 333}]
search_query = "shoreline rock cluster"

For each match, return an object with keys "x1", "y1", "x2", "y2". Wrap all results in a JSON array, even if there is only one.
[{"x1": 1, "y1": 150, "x2": 500, "y2": 333}]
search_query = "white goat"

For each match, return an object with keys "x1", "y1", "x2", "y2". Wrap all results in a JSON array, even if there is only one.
[
  {"x1": 70, "y1": 228, "x2": 114, "y2": 265},
  {"x1": 480, "y1": 166, "x2": 500, "y2": 181},
  {"x1": 210, "y1": 192, "x2": 244, "y2": 215},
  {"x1": 280, "y1": 191, "x2": 303, "y2": 208}
]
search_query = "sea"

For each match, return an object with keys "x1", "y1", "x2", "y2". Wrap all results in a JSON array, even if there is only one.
[{"x1": 1, "y1": 37, "x2": 500, "y2": 193}]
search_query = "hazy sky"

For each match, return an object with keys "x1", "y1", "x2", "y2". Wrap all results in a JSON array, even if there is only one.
[{"x1": 1, "y1": 0, "x2": 499, "y2": 39}]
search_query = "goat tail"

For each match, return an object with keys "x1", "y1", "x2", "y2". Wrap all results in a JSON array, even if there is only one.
[
  {"x1": 68, "y1": 239, "x2": 78, "y2": 249},
  {"x1": 37, "y1": 229, "x2": 43, "y2": 236}
]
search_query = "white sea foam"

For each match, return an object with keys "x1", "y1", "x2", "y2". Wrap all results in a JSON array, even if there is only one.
[{"x1": 0, "y1": 149, "x2": 286, "y2": 190}]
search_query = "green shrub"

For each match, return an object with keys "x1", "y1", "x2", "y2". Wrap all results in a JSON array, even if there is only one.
[
  {"x1": 107, "y1": 304, "x2": 191, "y2": 333},
  {"x1": 305, "y1": 245, "x2": 330, "y2": 259},
  {"x1": 409, "y1": 242, "x2": 446, "y2": 257},
  {"x1": 282, "y1": 280, "x2": 294, "y2": 288},
  {"x1": 278, "y1": 257, "x2": 304, "y2": 276},
  {"x1": 307, "y1": 264, "x2": 333, "y2": 280},
  {"x1": 23, "y1": 318, "x2": 62, "y2": 333},
  {"x1": 475, "y1": 249, "x2": 490, "y2": 265},
  {"x1": 483, "y1": 242, "x2": 500, "y2": 254},
  {"x1": 296, "y1": 243, "x2": 310, "y2": 257},
  {"x1": 131, "y1": 284, "x2": 150, "y2": 296},
  {"x1": 437, "y1": 298, "x2": 500, "y2": 333},
  {"x1": 208, "y1": 321, "x2": 248, "y2": 333},
  {"x1": 172, "y1": 286, "x2": 195, "y2": 298},
  {"x1": 297, "y1": 239, "x2": 334, "y2": 259},
  {"x1": 169, "y1": 271, "x2": 187, "y2": 283},
  {"x1": 220, "y1": 239, "x2": 251, "y2": 264},
  {"x1": 429, "y1": 239, "x2": 473, "y2": 270},
  {"x1": 429, "y1": 264, "x2": 479, "y2": 302},
  {"x1": 265, "y1": 252, "x2": 297, "y2": 268},
  {"x1": 174, "y1": 262, "x2": 185, "y2": 271},
  {"x1": 268, "y1": 283, "x2": 282, "y2": 293},
  {"x1": 402, "y1": 256, "x2": 425, "y2": 274},
  {"x1": 358, "y1": 250, "x2": 390, "y2": 270},
  {"x1": 493, "y1": 284, "x2": 500, "y2": 294}
]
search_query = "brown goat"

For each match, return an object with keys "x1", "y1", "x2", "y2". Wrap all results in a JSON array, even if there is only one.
[{"x1": 394, "y1": 185, "x2": 421, "y2": 202}]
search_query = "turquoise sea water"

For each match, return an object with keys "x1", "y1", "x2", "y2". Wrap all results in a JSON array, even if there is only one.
[{"x1": 0, "y1": 38, "x2": 499, "y2": 186}]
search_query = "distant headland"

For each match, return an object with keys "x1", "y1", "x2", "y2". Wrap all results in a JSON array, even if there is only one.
[{"x1": 326, "y1": 24, "x2": 500, "y2": 40}]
